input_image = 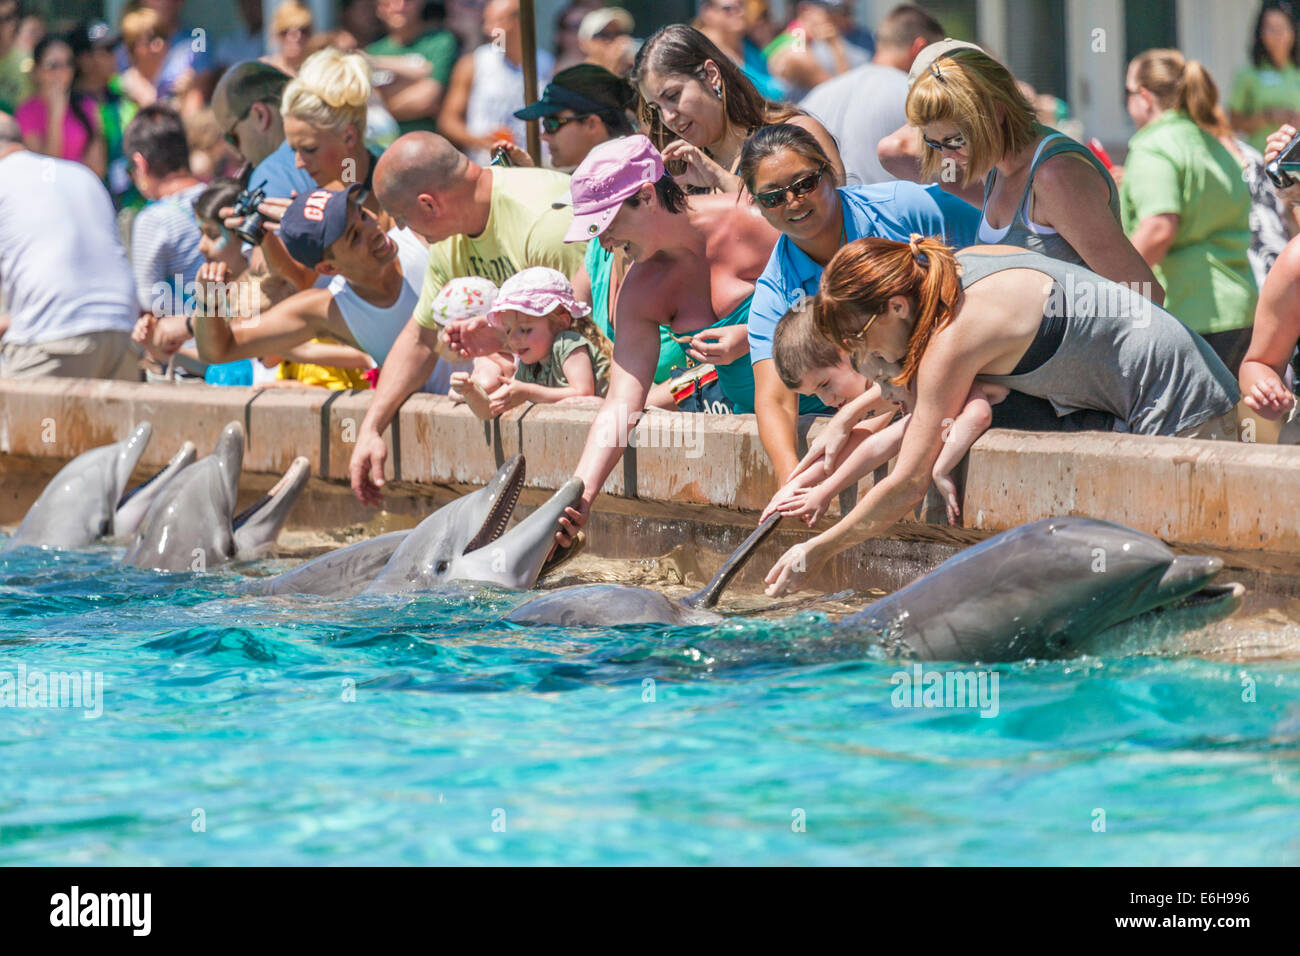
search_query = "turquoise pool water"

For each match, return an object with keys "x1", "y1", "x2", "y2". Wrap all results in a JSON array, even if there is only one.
[{"x1": 2, "y1": 540, "x2": 1299, "y2": 865}]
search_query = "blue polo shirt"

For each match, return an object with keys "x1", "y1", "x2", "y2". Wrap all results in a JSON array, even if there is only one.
[
  {"x1": 250, "y1": 139, "x2": 318, "y2": 201},
  {"x1": 749, "y1": 182, "x2": 981, "y2": 414}
]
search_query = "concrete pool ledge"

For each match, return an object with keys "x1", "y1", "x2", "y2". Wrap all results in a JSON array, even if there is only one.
[{"x1": 2, "y1": 378, "x2": 1299, "y2": 564}]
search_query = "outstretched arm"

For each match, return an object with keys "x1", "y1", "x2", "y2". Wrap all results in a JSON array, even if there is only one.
[
  {"x1": 764, "y1": 339, "x2": 984, "y2": 595},
  {"x1": 349, "y1": 317, "x2": 444, "y2": 505},
  {"x1": 1241, "y1": 236, "x2": 1300, "y2": 419},
  {"x1": 555, "y1": 309, "x2": 660, "y2": 545}
]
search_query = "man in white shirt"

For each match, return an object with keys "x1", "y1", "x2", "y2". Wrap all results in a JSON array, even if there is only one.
[{"x1": 0, "y1": 111, "x2": 140, "y2": 380}]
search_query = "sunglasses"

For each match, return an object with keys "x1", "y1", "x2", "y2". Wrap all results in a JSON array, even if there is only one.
[
  {"x1": 542, "y1": 113, "x2": 589, "y2": 134},
  {"x1": 921, "y1": 131, "x2": 967, "y2": 152},
  {"x1": 752, "y1": 164, "x2": 828, "y2": 209}
]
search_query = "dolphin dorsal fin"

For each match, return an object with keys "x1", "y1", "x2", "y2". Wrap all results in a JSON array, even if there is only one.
[{"x1": 684, "y1": 513, "x2": 782, "y2": 610}]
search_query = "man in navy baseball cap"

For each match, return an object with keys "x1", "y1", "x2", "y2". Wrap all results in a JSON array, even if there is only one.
[
  {"x1": 513, "y1": 64, "x2": 634, "y2": 169},
  {"x1": 279, "y1": 183, "x2": 386, "y2": 270}
]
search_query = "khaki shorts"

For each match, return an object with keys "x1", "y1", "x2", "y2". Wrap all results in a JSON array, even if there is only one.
[{"x1": 0, "y1": 330, "x2": 141, "y2": 381}]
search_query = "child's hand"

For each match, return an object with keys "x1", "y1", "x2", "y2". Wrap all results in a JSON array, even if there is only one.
[
  {"x1": 196, "y1": 260, "x2": 233, "y2": 317},
  {"x1": 761, "y1": 465, "x2": 824, "y2": 521},
  {"x1": 487, "y1": 379, "x2": 525, "y2": 416},
  {"x1": 776, "y1": 484, "x2": 833, "y2": 527}
]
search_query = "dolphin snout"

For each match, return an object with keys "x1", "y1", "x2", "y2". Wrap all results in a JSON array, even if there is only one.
[{"x1": 1157, "y1": 554, "x2": 1224, "y2": 599}]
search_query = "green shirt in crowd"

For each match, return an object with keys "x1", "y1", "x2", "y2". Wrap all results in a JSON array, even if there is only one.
[
  {"x1": 514, "y1": 329, "x2": 610, "y2": 394},
  {"x1": 366, "y1": 29, "x2": 459, "y2": 136},
  {"x1": 1120, "y1": 110, "x2": 1256, "y2": 336},
  {"x1": 0, "y1": 46, "x2": 28, "y2": 114},
  {"x1": 1229, "y1": 61, "x2": 1300, "y2": 153}
]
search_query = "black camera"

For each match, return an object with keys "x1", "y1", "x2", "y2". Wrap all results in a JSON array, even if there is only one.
[
  {"x1": 1265, "y1": 129, "x2": 1300, "y2": 189},
  {"x1": 231, "y1": 185, "x2": 267, "y2": 244}
]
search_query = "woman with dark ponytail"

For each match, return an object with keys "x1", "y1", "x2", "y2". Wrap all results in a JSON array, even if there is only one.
[
  {"x1": 1122, "y1": 49, "x2": 1256, "y2": 372},
  {"x1": 15, "y1": 34, "x2": 105, "y2": 177},
  {"x1": 762, "y1": 236, "x2": 1242, "y2": 596}
]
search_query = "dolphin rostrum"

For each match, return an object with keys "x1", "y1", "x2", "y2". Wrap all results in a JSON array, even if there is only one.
[
  {"x1": 5, "y1": 422, "x2": 196, "y2": 551},
  {"x1": 122, "y1": 421, "x2": 308, "y2": 572},
  {"x1": 252, "y1": 456, "x2": 583, "y2": 596},
  {"x1": 504, "y1": 513, "x2": 783, "y2": 626}
]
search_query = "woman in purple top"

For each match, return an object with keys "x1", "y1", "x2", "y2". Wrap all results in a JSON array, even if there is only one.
[{"x1": 15, "y1": 35, "x2": 104, "y2": 177}]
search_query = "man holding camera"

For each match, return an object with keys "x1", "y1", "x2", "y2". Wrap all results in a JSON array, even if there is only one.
[
  {"x1": 212, "y1": 59, "x2": 316, "y2": 202},
  {"x1": 134, "y1": 183, "x2": 461, "y2": 393}
]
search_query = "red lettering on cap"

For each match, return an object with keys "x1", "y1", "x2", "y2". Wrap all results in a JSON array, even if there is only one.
[{"x1": 303, "y1": 190, "x2": 331, "y2": 221}]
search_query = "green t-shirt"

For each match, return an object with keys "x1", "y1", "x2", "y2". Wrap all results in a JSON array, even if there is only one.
[
  {"x1": 0, "y1": 47, "x2": 28, "y2": 115},
  {"x1": 366, "y1": 29, "x2": 460, "y2": 136},
  {"x1": 413, "y1": 167, "x2": 588, "y2": 329},
  {"x1": 1229, "y1": 62, "x2": 1300, "y2": 152},
  {"x1": 1120, "y1": 111, "x2": 1256, "y2": 335},
  {"x1": 514, "y1": 329, "x2": 610, "y2": 393}
]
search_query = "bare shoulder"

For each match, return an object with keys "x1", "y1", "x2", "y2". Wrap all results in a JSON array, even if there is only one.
[{"x1": 1033, "y1": 151, "x2": 1109, "y2": 203}]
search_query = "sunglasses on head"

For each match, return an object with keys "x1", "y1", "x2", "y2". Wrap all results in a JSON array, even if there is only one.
[
  {"x1": 921, "y1": 131, "x2": 967, "y2": 152},
  {"x1": 542, "y1": 113, "x2": 589, "y2": 134},
  {"x1": 752, "y1": 164, "x2": 828, "y2": 209}
]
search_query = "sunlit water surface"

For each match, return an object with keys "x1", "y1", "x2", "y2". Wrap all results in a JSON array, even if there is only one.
[{"x1": 2, "y1": 540, "x2": 1299, "y2": 865}]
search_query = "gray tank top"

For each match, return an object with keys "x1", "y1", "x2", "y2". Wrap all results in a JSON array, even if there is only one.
[
  {"x1": 962, "y1": 249, "x2": 1240, "y2": 436},
  {"x1": 978, "y1": 127, "x2": 1120, "y2": 266}
]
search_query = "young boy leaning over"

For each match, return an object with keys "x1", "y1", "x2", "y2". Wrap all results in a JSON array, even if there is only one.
[{"x1": 762, "y1": 304, "x2": 1006, "y2": 526}]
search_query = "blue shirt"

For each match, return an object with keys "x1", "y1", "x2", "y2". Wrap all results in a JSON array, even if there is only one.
[
  {"x1": 748, "y1": 182, "x2": 981, "y2": 414},
  {"x1": 250, "y1": 139, "x2": 317, "y2": 200}
]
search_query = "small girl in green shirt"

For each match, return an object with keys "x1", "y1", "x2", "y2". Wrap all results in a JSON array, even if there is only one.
[{"x1": 459, "y1": 267, "x2": 612, "y2": 419}]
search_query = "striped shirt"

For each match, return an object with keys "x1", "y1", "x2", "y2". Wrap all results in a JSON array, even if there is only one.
[{"x1": 131, "y1": 182, "x2": 207, "y2": 314}]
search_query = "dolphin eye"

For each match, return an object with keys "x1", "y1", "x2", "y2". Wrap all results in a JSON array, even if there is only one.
[{"x1": 436, "y1": 560, "x2": 449, "y2": 574}]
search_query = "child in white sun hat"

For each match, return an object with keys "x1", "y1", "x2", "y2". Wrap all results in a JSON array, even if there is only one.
[{"x1": 454, "y1": 266, "x2": 612, "y2": 419}]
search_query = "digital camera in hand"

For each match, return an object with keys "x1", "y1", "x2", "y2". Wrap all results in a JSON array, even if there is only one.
[
  {"x1": 1266, "y1": 129, "x2": 1300, "y2": 188},
  {"x1": 231, "y1": 185, "x2": 267, "y2": 244}
]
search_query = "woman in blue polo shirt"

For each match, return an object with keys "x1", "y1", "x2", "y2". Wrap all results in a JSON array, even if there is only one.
[{"x1": 739, "y1": 123, "x2": 981, "y2": 480}]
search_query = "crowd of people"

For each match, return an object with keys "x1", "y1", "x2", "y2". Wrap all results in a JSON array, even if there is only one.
[{"x1": 5, "y1": 0, "x2": 1300, "y2": 595}]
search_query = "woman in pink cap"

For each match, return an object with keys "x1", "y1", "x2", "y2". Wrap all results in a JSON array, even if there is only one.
[
  {"x1": 454, "y1": 266, "x2": 612, "y2": 419},
  {"x1": 554, "y1": 133, "x2": 780, "y2": 548}
]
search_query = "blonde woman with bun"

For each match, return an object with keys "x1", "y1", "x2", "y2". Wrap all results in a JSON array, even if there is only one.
[
  {"x1": 1122, "y1": 49, "x2": 1256, "y2": 371},
  {"x1": 281, "y1": 47, "x2": 386, "y2": 222}
]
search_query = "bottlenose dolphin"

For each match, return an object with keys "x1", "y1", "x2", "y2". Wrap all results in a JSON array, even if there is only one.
[
  {"x1": 252, "y1": 456, "x2": 583, "y2": 597},
  {"x1": 5, "y1": 422, "x2": 196, "y2": 551},
  {"x1": 841, "y1": 516, "x2": 1244, "y2": 661},
  {"x1": 505, "y1": 513, "x2": 782, "y2": 626},
  {"x1": 122, "y1": 421, "x2": 309, "y2": 572},
  {"x1": 366, "y1": 457, "x2": 585, "y2": 593}
]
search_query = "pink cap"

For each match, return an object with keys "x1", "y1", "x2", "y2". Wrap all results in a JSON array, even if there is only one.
[
  {"x1": 562, "y1": 134, "x2": 665, "y2": 244},
  {"x1": 487, "y1": 267, "x2": 592, "y2": 324}
]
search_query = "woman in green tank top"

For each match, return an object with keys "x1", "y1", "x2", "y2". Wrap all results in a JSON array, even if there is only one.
[{"x1": 763, "y1": 236, "x2": 1240, "y2": 596}]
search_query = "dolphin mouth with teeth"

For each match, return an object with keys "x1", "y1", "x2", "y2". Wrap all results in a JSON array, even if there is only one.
[
  {"x1": 364, "y1": 455, "x2": 581, "y2": 593},
  {"x1": 464, "y1": 455, "x2": 525, "y2": 555}
]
